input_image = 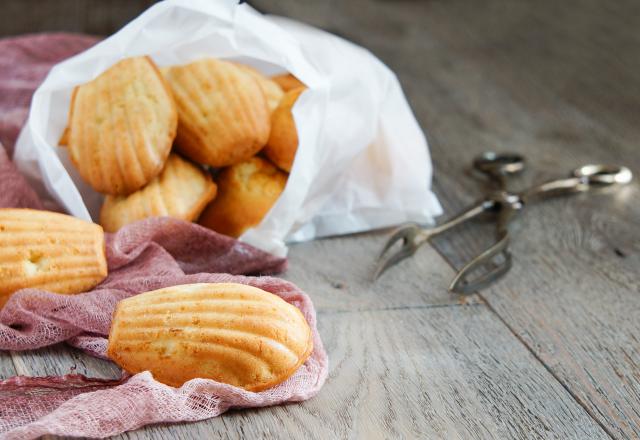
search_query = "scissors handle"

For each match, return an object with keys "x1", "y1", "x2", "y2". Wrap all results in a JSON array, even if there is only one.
[
  {"x1": 521, "y1": 164, "x2": 632, "y2": 202},
  {"x1": 473, "y1": 152, "x2": 525, "y2": 189}
]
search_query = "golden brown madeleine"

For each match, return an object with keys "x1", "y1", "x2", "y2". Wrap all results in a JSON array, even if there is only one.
[
  {"x1": 100, "y1": 154, "x2": 217, "y2": 232},
  {"x1": 271, "y1": 73, "x2": 305, "y2": 92},
  {"x1": 234, "y1": 63, "x2": 284, "y2": 113},
  {"x1": 107, "y1": 282, "x2": 313, "y2": 390},
  {"x1": 263, "y1": 87, "x2": 305, "y2": 172},
  {"x1": 59, "y1": 85, "x2": 76, "y2": 147},
  {"x1": 199, "y1": 157, "x2": 287, "y2": 238},
  {"x1": 68, "y1": 56, "x2": 177, "y2": 195},
  {"x1": 163, "y1": 58, "x2": 270, "y2": 167},
  {"x1": 58, "y1": 125, "x2": 70, "y2": 146},
  {"x1": 0, "y1": 209, "x2": 107, "y2": 308}
]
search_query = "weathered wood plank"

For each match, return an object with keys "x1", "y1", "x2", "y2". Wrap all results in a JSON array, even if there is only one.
[
  {"x1": 116, "y1": 306, "x2": 607, "y2": 440},
  {"x1": 282, "y1": 231, "x2": 477, "y2": 312},
  {"x1": 0, "y1": 350, "x2": 16, "y2": 379},
  {"x1": 251, "y1": 0, "x2": 640, "y2": 438},
  {"x1": 479, "y1": 204, "x2": 640, "y2": 439},
  {"x1": 394, "y1": 3, "x2": 640, "y2": 438},
  {"x1": 11, "y1": 344, "x2": 120, "y2": 379}
]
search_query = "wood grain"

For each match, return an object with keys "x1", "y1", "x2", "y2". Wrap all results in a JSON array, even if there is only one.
[
  {"x1": 481, "y1": 205, "x2": 640, "y2": 439},
  {"x1": 2, "y1": 0, "x2": 639, "y2": 438},
  {"x1": 111, "y1": 306, "x2": 607, "y2": 439},
  {"x1": 10, "y1": 344, "x2": 120, "y2": 379},
  {"x1": 0, "y1": 351, "x2": 16, "y2": 378},
  {"x1": 283, "y1": 231, "x2": 478, "y2": 312},
  {"x1": 251, "y1": 0, "x2": 640, "y2": 438}
]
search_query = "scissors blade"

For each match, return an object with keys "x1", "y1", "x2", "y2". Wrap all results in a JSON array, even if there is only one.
[
  {"x1": 373, "y1": 203, "x2": 492, "y2": 282},
  {"x1": 449, "y1": 233, "x2": 511, "y2": 294},
  {"x1": 449, "y1": 252, "x2": 512, "y2": 294},
  {"x1": 373, "y1": 244, "x2": 417, "y2": 280},
  {"x1": 376, "y1": 224, "x2": 418, "y2": 260}
]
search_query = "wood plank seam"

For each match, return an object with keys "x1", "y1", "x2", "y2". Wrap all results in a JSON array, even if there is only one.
[
  {"x1": 480, "y1": 297, "x2": 618, "y2": 440},
  {"x1": 317, "y1": 301, "x2": 482, "y2": 316},
  {"x1": 429, "y1": 244, "x2": 618, "y2": 439}
]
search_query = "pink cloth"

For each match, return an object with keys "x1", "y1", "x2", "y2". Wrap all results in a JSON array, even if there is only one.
[
  {"x1": 0, "y1": 33, "x2": 100, "y2": 157},
  {"x1": 0, "y1": 147, "x2": 43, "y2": 210},
  {"x1": 0, "y1": 34, "x2": 328, "y2": 439}
]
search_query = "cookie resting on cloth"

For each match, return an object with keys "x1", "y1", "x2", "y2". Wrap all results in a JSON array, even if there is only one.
[
  {"x1": 107, "y1": 283, "x2": 314, "y2": 390},
  {"x1": 0, "y1": 218, "x2": 327, "y2": 439},
  {"x1": 0, "y1": 209, "x2": 108, "y2": 308}
]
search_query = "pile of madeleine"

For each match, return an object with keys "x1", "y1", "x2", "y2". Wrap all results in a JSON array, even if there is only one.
[
  {"x1": 61, "y1": 56, "x2": 305, "y2": 237},
  {"x1": 0, "y1": 209, "x2": 313, "y2": 390},
  {"x1": 0, "y1": 57, "x2": 315, "y2": 390}
]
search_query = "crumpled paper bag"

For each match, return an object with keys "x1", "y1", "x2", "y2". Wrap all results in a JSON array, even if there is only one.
[{"x1": 13, "y1": 0, "x2": 442, "y2": 256}]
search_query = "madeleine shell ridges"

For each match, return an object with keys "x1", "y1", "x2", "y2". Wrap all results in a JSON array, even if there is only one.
[
  {"x1": 68, "y1": 56, "x2": 177, "y2": 195},
  {"x1": 234, "y1": 63, "x2": 284, "y2": 113},
  {"x1": 164, "y1": 58, "x2": 270, "y2": 168},
  {"x1": 0, "y1": 208, "x2": 107, "y2": 307},
  {"x1": 107, "y1": 282, "x2": 313, "y2": 391},
  {"x1": 99, "y1": 153, "x2": 217, "y2": 232}
]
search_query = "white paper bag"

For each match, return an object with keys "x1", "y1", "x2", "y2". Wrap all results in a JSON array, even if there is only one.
[{"x1": 13, "y1": 0, "x2": 442, "y2": 256}]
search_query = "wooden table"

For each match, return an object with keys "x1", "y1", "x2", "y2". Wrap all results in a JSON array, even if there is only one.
[{"x1": 2, "y1": 0, "x2": 639, "y2": 438}]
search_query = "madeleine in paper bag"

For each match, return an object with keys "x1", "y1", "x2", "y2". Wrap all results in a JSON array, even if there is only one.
[
  {"x1": 164, "y1": 58, "x2": 271, "y2": 167},
  {"x1": 235, "y1": 63, "x2": 284, "y2": 113},
  {"x1": 271, "y1": 73, "x2": 305, "y2": 92},
  {"x1": 100, "y1": 154, "x2": 217, "y2": 232},
  {"x1": 199, "y1": 157, "x2": 287, "y2": 238},
  {"x1": 0, "y1": 209, "x2": 107, "y2": 307},
  {"x1": 107, "y1": 282, "x2": 313, "y2": 390},
  {"x1": 264, "y1": 87, "x2": 305, "y2": 172},
  {"x1": 68, "y1": 56, "x2": 177, "y2": 195}
]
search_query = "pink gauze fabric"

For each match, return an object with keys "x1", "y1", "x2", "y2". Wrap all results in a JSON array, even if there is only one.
[
  {"x1": 0, "y1": 33, "x2": 99, "y2": 157},
  {"x1": 0, "y1": 34, "x2": 329, "y2": 439}
]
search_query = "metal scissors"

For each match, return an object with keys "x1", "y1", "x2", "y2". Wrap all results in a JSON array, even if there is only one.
[{"x1": 374, "y1": 152, "x2": 632, "y2": 294}]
